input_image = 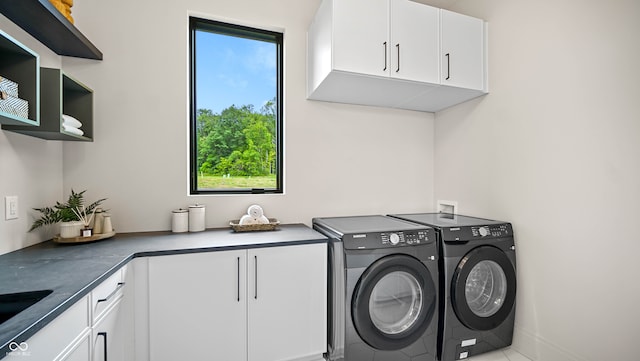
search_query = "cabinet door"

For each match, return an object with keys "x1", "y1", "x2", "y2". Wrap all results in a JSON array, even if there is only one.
[
  {"x1": 389, "y1": 0, "x2": 439, "y2": 83},
  {"x1": 92, "y1": 300, "x2": 124, "y2": 361},
  {"x1": 57, "y1": 334, "x2": 91, "y2": 361},
  {"x1": 332, "y1": 0, "x2": 388, "y2": 76},
  {"x1": 440, "y1": 9, "x2": 486, "y2": 90},
  {"x1": 247, "y1": 243, "x2": 327, "y2": 361},
  {"x1": 148, "y1": 251, "x2": 247, "y2": 361}
]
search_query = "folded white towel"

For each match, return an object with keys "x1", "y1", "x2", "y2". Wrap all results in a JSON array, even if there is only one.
[
  {"x1": 62, "y1": 124, "x2": 84, "y2": 136},
  {"x1": 239, "y1": 214, "x2": 259, "y2": 225},
  {"x1": 248, "y1": 204, "x2": 264, "y2": 219},
  {"x1": 62, "y1": 114, "x2": 82, "y2": 128},
  {"x1": 255, "y1": 215, "x2": 269, "y2": 224}
]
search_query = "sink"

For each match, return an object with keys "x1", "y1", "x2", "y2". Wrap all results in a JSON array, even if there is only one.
[{"x1": 0, "y1": 290, "x2": 53, "y2": 324}]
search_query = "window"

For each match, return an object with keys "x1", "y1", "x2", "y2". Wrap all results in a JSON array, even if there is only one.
[{"x1": 189, "y1": 17, "x2": 283, "y2": 194}]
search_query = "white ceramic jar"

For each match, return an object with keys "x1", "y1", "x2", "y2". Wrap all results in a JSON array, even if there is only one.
[{"x1": 188, "y1": 204, "x2": 205, "y2": 232}]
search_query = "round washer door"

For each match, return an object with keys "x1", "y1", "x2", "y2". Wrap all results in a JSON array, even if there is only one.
[
  {"x1": 352, "y1": 254, "x2": 436, "y2": 350},
  {"x1": 452, "y1": 245, "x2": 516, "y2": 331}
]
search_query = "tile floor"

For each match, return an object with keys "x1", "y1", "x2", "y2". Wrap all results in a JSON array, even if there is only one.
[{"x1": 466, "y1": 348, "x2": 532, "y2": 361}]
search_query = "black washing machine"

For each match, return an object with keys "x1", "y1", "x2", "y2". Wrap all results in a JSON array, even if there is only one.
[
  {"x1": 312, "y1": 215, "x2": 439, "y2": 361},
  {"x1": 390, "y1": 213, "x2": 516, "y2": 361}
]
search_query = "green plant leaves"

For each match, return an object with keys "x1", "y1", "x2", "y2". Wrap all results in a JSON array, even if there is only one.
[{"x1": 29, "y1": 190, "x2": 106, "y2": 232}]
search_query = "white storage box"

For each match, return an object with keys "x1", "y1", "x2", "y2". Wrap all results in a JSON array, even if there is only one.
[
  {"x1": 0, "y1": 76, "x2": 19, "y2": 98},
  {"x1": 0, "y1": 94, "x2": 29, "y2": 119}
]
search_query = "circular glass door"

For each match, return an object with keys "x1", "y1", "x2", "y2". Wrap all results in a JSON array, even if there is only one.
[
  {"x1": 465, "y1": 260, "x2": 507, "y2": 317},
  {"x1": 369, "y1": 271, "x2": 423, "y2": 334},
  {"x1": 352, "y1": 254, "x2": 436, "y2": 350},
  {"x1": 452, "y1": 246, "x2": 516, "y2": 331}
]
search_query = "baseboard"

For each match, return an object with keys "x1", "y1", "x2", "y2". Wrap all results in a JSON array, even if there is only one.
[{"x1": 512, "y1": 324, "x2": 587, "y2": 361}]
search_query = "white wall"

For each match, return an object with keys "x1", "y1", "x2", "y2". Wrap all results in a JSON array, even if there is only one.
[
  {"x1": 0, "y1": 15, "x2": 66, "y2": 255},
  {"x1": 434, "y1": 0, "x2": 640, "y2": 360},
  {"x1": 58, "y1": 0, "x2": 435, "y2": 233}
]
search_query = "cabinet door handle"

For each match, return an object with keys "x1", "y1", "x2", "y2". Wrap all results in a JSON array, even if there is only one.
[
  {"x1": 237, "y1": 256, "x2": 240, "y2": 302},
  {"x1": 97, "y1": 332, "x2": 108, "y2": 361},
  {"x1": 97, "y1": 282, "x2": 125, "y2": 303},
  {"x1": 396, "y1": 43, "x2": 400, "y2": 72},
  {"x1": 383, "y1": 42, "x2": 387, "y2": 71},
  {"x1": 445, "y1": 53, "x2": 451, "y2": 80},
  {"x1": 254, "y1": 255, "x2": 258, "y2": 300}
]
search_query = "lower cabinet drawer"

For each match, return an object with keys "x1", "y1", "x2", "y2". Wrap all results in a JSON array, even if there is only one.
[{"x1": 92, "y1": 266, "x2": 127, "y2": 324}]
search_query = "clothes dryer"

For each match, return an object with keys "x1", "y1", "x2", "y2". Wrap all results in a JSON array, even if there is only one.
[
  {"x1": 390, "y1": 213, "x2": 516, "y2": 361},
  {"x1": 313, "y1": 215, "x2": 439, "y2": 361}
]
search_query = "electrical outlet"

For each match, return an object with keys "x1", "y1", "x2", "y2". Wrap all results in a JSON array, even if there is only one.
[{"x1": 5, "y1": 196, "x2": 18, "y2": 220}]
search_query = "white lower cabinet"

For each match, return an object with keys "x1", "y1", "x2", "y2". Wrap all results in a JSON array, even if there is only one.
[
  {"x1": 148, "y1": 249, "x2": 247, "y2": 361},
  {"x1": 8, "y1": 265, "x2": 132, "y2": 361},
  {"x1": 92, "y1": 299, "x2": 126, "y2": 361},
  {"x1": 59, "y1": 333, "x2": 91, "y2": 361},
  {"x1": 247, "y1": 245, "x2": 327, "y2": 361},
  {"x1": 7, "y1": 295, "x2": 91, "y2": 361},
  {"x1": 148, "y1": 243, "x2": 328, "y2": 361},
  {"x1": 90, "y1": 265, "x2": 131, "y2": 361}
]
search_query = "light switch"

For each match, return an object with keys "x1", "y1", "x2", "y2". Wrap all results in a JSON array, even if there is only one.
[{"x1": 5, "y1": 196, "x2": 18, "y2": 220}]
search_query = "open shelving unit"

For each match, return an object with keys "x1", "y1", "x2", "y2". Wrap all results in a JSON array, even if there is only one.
[
  {"x1": 0, "y1": 30, "x2": 39, "y2": 127},
  {"x1": 0, "y1": 0, "x2": 102, "y2": 60},
  {"x1": 3, "y1": 67, "x2": 93, "y2": 141}
]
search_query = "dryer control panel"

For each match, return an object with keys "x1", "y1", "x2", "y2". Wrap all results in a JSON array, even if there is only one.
[
  {"x1": 343, "y1": 229, "x2": 434, "y2": 250},
  {"x1": 471, "y1": 224, "x2": 511, "y2": 238},
  {"x1": 442, "y1": 223, "x2": 512, "y2": 242}
]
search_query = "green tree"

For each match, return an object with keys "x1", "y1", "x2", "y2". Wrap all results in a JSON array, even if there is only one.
[{"x1": 196, "y1": 100, "x2": 277, "y2": 178}]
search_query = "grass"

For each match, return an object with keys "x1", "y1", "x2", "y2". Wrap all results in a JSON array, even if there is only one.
[{"x1": 198, "y1": 175, "x2": 277, "y2": 189}]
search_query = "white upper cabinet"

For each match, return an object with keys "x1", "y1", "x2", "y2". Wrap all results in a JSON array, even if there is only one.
[
  {"x1": 389, "y1": 0, "x2": 439, "y2": 83},
  {"x1": 440, "y1": 9, "x2": 486, "y2": 91},
  {"x1": 332, "y1": 0, "x2": 388, "y2": 77},
  {"x1": 330, "y1": 0, "x2": 438, "y2": 83},
  {"x1": 307, "y1": 0, "x2": 488, "y2": 112}
]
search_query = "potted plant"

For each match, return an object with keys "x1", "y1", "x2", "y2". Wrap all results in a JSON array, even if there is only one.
[{"x1": 30, "y1": 190, "x2": 106, "y2": 238}]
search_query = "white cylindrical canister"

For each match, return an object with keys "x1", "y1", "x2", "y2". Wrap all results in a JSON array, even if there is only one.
[
  {"x1": 172, "y1": 208, "x2": 189, "y2": 233},
  {"x1": 93, "y1": 208, "x2": 104, "y2": 234},
  {"x1": 102, "y1": 214, "x2": 113, "y2": 233},
  {"x1": 188, "y1": 204, "x2": 205, "y2": 232}
]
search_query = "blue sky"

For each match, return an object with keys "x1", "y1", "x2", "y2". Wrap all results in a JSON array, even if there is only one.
[{"x1": 195, "y1": 31, "x2": 276, "y2": 115}]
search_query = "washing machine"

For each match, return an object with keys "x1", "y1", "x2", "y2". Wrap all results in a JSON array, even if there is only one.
[
  {"x1": 389, "y1": 213, "x2": 516, "y2": 361},
  {"x1": 312, "y1": 215, "x2": 439, "y2": 361}
]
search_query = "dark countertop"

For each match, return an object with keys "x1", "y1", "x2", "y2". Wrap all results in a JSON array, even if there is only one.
[{"x1": 0, "y1": 224, "x2": 327, "y2": 357}]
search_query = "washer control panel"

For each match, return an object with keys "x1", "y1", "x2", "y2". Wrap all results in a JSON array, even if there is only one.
[
  {"x1": 381, "y1": 230, "x2": 430, "y2": 246},
  {"x1": 343, "y1": 229, "x2": 434, "y2": 249}
]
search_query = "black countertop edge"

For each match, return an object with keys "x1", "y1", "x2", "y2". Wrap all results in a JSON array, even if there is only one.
[
  {"x1": 0, "y1": 224, "x2": 327, "y2": 358},
  {"x1": 133, "y1": 237, "x2": 328, "y2": 258}
]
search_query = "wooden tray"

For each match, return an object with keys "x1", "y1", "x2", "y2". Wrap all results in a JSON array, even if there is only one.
[
  {"x1": 229, "y1": 218, "x2": 280, "y2": 232},
  {"x1": 53, "y1": 231, "x2": 116, "y2": 244}
]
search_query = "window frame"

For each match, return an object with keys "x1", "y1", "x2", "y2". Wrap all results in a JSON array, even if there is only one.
[{"x1": 189, "y1": 16, "x2": 284, "y2": 195}]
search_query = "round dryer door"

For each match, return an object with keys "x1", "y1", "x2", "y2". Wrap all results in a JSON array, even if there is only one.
[
  {"x1": 452, "y1": 245, "x2": 517, "y2": 331},
  {"x1": 352, "y1": 254, "x2": 436, "y2": 350}
]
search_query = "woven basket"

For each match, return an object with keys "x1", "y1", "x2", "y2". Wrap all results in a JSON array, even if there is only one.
[{"x1": 229, "y1": 218, "x2": 280, "y2": 232}]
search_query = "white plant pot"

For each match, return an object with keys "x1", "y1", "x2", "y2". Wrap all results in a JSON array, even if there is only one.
[{"x1": 60, "y1": 221, "x2": 83, "y2": 238}]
